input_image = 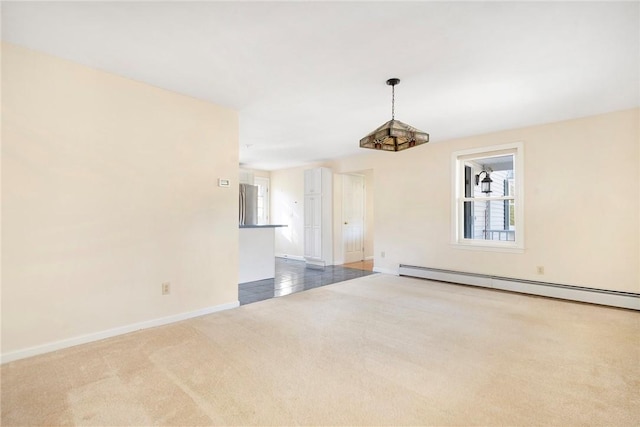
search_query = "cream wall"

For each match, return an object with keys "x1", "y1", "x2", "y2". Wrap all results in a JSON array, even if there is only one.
[
  {"x1": 274, "y1": 109, "x2": 639, "y2": 293},
  {"x1": 345, "y1": 109, "x2": 639, "y2": 292},
  {"x1": 1, "y1": 44, "x2": 240, "y2": 357}
]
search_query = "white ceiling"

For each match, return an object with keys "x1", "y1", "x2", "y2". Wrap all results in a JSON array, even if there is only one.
[{"x1": 3, "y1": 1, "x2": 639, "y2": 170}]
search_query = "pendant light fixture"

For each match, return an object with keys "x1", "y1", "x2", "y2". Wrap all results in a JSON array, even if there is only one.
[{"x1": 359, "y1": 78, "x2": 429, "y2": 152}]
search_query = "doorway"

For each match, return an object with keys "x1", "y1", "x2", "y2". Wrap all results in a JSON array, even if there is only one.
[{"x1": 342, "y1": 173, "x2": 365, "y2": 264}]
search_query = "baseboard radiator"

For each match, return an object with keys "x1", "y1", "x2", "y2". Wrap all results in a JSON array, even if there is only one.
[{"x1": 398, "y1": 264, "x2": 640, "y2": 311}]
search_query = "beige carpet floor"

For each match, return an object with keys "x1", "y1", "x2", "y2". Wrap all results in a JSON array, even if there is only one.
[{"x1": 2, "y1": 274, "x2": 639, "y2": 426}]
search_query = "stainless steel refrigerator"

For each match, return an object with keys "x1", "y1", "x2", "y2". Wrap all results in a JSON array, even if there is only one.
[{"x1": 239, "y1": 183, "x2": 259, "y2": 225}]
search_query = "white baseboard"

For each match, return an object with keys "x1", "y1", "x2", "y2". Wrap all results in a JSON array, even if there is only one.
[
  {"x1": 275, "y1": 254, "x2": 305, "y2": 262},
  {"x1": 1, "y1": 301, "x2": 239, "y2": 364},
  {"x1": 365, "y1": 256, "x2": 374, "y2": 261},
  {"x1": 399, "y1": 264, "x2": 640, "y2": 311}
]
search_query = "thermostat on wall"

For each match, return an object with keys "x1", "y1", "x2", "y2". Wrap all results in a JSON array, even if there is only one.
[{"x1": 218, "y1": 178, "x2": 231, "y2": 187}]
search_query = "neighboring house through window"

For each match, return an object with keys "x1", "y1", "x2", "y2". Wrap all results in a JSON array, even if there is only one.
[{"x1": 452, "y1": 142, "x2": 524, "y2": 251}]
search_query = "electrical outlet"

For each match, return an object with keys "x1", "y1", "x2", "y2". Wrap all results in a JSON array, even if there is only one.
[
  {"x1": 536, "y1": 266, "x2": 544, "y2": 275},
  {"x1": 381, "y1": 251, "x2": 386, "y2": 258},
  {"x1": 162, "y1": 282, "x2": 171, "y2": 295}
]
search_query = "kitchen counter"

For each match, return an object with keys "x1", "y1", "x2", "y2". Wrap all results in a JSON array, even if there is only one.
[{"x1": 239, "y1": 225, "x2": 287, "y2": 283}]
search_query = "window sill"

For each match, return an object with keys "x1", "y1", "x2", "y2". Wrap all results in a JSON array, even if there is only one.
[{"x1": 451, "y1": 242, "x2": 525, "y2": 254}]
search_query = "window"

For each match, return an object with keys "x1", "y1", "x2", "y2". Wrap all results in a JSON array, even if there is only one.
[{"x1": 452, "y1": 142, "x2": 524, "y2": 251}]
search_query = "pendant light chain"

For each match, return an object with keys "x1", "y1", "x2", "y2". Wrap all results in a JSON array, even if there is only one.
[{"x1": 391, "y1": 84, "x2": 395, "y2": 120}]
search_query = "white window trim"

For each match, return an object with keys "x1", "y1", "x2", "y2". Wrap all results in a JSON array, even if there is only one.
[{"x1": 451, "y1": 142, "x2": 525, "y2": 253}]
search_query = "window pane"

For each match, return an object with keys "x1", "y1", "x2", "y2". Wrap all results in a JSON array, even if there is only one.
[
  {"x1": 465, "y1": 155, "x2": 514, "y2": 197},
  {"x1": 464, "y1": 200, "x2": 516, "y2": 241}
]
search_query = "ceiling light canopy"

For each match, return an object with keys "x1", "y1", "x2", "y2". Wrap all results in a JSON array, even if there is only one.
[{"x1": 360, "y1": 78, "x2": 429, "y2": 152}]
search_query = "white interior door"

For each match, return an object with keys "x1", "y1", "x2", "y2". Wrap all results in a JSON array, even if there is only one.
[{"x1": 342, "y1": 174, "x2": 365, "y2": 263}]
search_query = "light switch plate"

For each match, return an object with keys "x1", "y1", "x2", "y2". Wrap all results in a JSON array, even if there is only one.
[{"x1": 218, "y1": 178, "x2": 231, "y2": 187}]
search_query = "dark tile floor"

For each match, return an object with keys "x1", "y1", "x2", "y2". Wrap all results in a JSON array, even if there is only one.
[{"x1": 239, "y1": 257, "x2": 377, "y2": 305}]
